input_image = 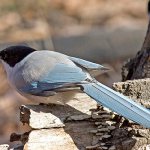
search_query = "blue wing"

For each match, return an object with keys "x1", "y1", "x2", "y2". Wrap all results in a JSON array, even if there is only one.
[
  {"x1": 20, "y1": 62, "x2": 87, "y2": 96},
  {"x1": 41, "y1": 63, "x2": 87, "y2": 83},
  {"x1": 70, "y1": 57, "x2": 109, "y2": 71}
]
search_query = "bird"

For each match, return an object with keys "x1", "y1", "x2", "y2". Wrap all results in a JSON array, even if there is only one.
[{"x1": 0, "y1": 45, "x2": 150, "y2": 128}]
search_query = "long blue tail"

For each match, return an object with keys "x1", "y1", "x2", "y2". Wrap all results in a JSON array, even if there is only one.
[{"x1": 82, "y1": 81, "x2": 150, "y2": 128}]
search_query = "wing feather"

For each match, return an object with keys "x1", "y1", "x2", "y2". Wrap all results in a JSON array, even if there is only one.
[{"x1": 17, "y1": 51, "x2": 87, "y2": 95}]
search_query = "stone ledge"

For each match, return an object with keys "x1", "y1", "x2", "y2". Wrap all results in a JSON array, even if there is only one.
[
  {"x1": 113, "y1": 78, "x2": 150, "y2": 108},
  {"x1": 20, "y1": 93, "x2": 97, "y2": 129}
]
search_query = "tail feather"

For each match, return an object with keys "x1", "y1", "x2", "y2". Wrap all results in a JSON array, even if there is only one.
[{"x1": 82, "y1": 81, "x2": 150, "y2": 128}]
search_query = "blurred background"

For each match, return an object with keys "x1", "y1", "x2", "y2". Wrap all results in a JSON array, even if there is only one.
[{"x1": 0, "y1": 0, "x2": 148, "y2": 147}]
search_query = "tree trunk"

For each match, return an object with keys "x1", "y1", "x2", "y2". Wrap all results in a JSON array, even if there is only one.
[{"x1": 122, "y1": 2, "x2": 150, "y2": 81}]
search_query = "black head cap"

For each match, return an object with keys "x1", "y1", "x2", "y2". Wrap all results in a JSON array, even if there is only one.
[{"x1": 0, "y1": 45, "x2": 36, "y2": 67}]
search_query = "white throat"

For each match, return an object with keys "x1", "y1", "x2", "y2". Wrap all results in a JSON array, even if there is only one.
[{"x1": 1, "y1": 61, "x2": 14, "y2": 80}]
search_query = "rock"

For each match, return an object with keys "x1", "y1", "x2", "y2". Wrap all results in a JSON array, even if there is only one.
[
  {"x1": 100, "y1": 122, "x2": 109, "y2": 126},
  {"x1": 101, "y1": 146, "x2": 108, "y2": 150},
  {"x1": 113, "y1": 78, "x2": 150, "y2": 108},
  {"x1": 145, "y1": 145, "x2": 150, "y2": 150},
  {"x1": 134, "y1": 129, "x2": 150, "y2": 138},
  {"x1": 101, "y1": 135, "x2": 111, "y2": 139},
  {"x1": 92, "y1": 114, "x2": 103, "y2": 119},
  {"x1": 23, "y1": 129, "x2": 78, "y2": 150},
  {"x1": 96, "y1": 133, "x2": 104, "y2": 136},
  {"x1": 109, "y1": 145, "x2": 116, "y2": 150},
  {"x1": 95, "y1": 122, "x2": 108, "y2": 126},
  {"x1": 92, "y1": 136, "x2": 99, "y2": 145},
  {"x1": 100, "y1": 143, "x2": 106, "y2": 146},
  {"x1": 105, "y1": 121, "x2": 116, "y2": 126},
  {"x1": 98, "y1": 125, "x2": 103, "y2": 128},
  {"x1": 67, "y1": 114, "x2": 91, "y2": 121},
  {"x1": 86, "y1": 144, "x2": 99, "y2": 149},
  {"x1": 12, "y1": 121, "x2": 97, "y2": 149},
  {"x1": 97, "y1": 110, "x2": 110, "y2": 115},
  {"x1": 20, "y1": 105, "x2": 65, "y2": 129},
  {"x1": 101, "y1": 114, "x2": 112, "y2": 120},
  {"x1": 121, "y1": 138, "x2": 136, "y2": 150},
  {"x1": 90, "y1": 130, "x2": 97, "y2": 134},
  {"x1": 97, "y1": 128, "x2": 110, "y2": 132},
  {"x1": 108, "y1": 126, "x2": 116, "y2": 131},
  {"x1": 20, "y1": 93, "x2": 97, "y2": 129},
  {"x1": 0, "y1": 144, "x2": 9, "y2": 150},
  {"x1": 132, "y1": 137, "x2": 148, "y2": 150},
  {"x1": 95, "y1": 122, "x2": 101, "y2": 125}
]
